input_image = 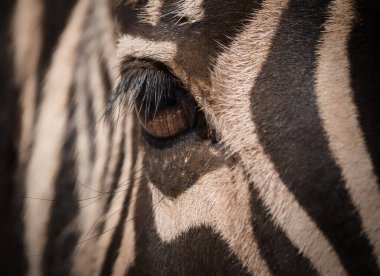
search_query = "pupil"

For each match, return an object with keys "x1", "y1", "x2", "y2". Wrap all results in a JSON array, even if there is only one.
[
  {"x1": 136, "y1": 84, "x2": 186, "y2": 116},
  {"x1": 159, "y1": 89, "x2": 178, "y2": 108}
]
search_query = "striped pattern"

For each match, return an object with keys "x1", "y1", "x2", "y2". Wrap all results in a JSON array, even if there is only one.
[{"x1": 0, "y1": 0, "x2": 379, "y2": 275}]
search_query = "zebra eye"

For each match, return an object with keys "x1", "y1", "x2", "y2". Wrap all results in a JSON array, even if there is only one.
[
  {"x1": 110, "y1": 59, "x2": 207, "y2": 139},
  {"x1": 136, "y1": 85, "x2": 199, "y2": 139},
  {"x1": 111, "y1": 59, "x2": 209, "y2": 142}
]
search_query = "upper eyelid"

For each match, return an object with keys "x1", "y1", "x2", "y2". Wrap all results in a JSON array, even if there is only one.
[
  {"x1": 118, "y1": 57, "x2": 187, "y2": 93},
  {"x1": 116, "y1": 36, "x2": 199, "y2": 96},
  {"x1": 119, "y1": 57, "x2": 170, "y2": 74},
  {"x1": 117, "y1": 35, "x2": 177, "y2": 67},
  {"x1": 109, "y1": 59, "x2": 180, "y2": 111}
]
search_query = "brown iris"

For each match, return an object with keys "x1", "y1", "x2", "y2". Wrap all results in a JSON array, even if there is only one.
[
  {"x1": 136, "y1": 86, "x2": 198, "y2": 139},
  {"x1": 115, "y1": 59, "x2": 207, "y2": 140}
]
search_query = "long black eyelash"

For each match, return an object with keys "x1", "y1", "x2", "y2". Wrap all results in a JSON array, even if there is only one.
[{"x1": 105, "y1": 61, "x2": 178, "y2": 121}]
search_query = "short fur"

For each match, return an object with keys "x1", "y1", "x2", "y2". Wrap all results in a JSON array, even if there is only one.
[{"x1": 1, "y1": 0, "x2": 379, "y2": 275}]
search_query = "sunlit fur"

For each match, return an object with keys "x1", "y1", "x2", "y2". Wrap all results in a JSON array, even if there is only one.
[{"x1": 1, "y1": 0, "x2": 379, "y2": 275}]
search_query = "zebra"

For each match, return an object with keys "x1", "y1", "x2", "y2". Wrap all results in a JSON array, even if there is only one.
[{"x1": 0, "y1": 0, "x2": 379, "y2": 275}]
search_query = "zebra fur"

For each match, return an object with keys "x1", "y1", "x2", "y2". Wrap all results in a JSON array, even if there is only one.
[{"x1": 0, "y1": 0, "x2": 379, "y2": 275}]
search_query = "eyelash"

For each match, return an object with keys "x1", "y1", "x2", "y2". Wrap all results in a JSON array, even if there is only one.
[{"x1": 105, "y1": 61, "x2": 179, "y2": 120}]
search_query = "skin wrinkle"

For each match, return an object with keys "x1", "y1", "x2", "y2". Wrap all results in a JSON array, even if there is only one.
[{"x1": 315, "y1": 0, "x2": 380, "y2": 267}]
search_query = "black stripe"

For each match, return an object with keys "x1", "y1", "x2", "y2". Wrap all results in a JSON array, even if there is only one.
[
  {"x1": 36, "y1": 0, "x2": 78, "y2": 112},
  {"x1": 169, "y1": 0, "x2": 264, "y2": 82},
  {"x1": 100, "y1": 117, "x2": 140, "y2": 276},
  {"x1": 96, "y1": 58, "x2": 114, "y2": 226},
  {"x1": 98, "y1": 59, "x2": 128, "y2": 234},
  {"x1": 249, "y1": 183, "x2": 318, "y2": 275},
  {"x1": 100, "y1": 128, "x2": 126, "y2": 227},
  {"x1": 85, "y1": 79, "x2": 97, "y2": 165},
  {"x1": 349, "y1": 0, "x2": 380, "y2": 186},
  {"x1": 99, "y1": 56, "x2": 113, "y2": 104},
  {"x1": 143, "y1": 133, "x2": 226, "y2": 198},
  {"x1": 128, "y1": 174, "x2": 250, "y2": 276},
  {"x1": 115, "y1": 0, "x2": 264, "y2": 82},
  {"x1": 251, "y1": 1, "x2": 379, "y2": 274},
  {"x1": 127, "y1": 173, "x2": 150, "y2": 276},
  {"x1": 43, "y1": 85, "x2": 80, "y2": 276},
  {"x1": 98, "y1": 54, "x2": 114, "y2": 154},
  {"x1": 78, "y1": 6, "x2": 114, "y2": 198},
  {"x1": 100, "y1": 173, "x2": 135, "y2": 276},
  {"x1": 0, "y1": 1, "x2": 28, "y2": 274}
]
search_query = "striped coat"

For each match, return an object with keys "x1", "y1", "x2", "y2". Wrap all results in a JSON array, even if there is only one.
[{"x1": 0, "y1": 0, "x2": 379, "y2": 275}]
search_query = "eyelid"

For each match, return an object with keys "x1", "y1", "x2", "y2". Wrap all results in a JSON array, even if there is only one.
[
  {"x1": 119, "y1": 57, "x2": 195, "y2": 100},
  {"x1": 106, "y1": 59, "x2": 180, "y2": 117},
  {"x1": 116, "y1": 35, "x2": 177, "y2": 67}
]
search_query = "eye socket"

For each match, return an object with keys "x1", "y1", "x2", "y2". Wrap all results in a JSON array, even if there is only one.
[{"x1": 110, "y1": 60, "x2": 207, "y2": 140}]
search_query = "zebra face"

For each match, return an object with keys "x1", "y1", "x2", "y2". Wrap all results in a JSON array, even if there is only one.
[
  {"x1": 112, "y1": 0, "x2": 253, "y2": 194},
  {"x1": 6, "y1": 0, "x2": 379, "y2": 274},
  {"x1": 109, "y1": 0, "x2": 380, "y2": 275},
  {"x1": 110, "y1": 0, "x2": 273, "y2": 274}
]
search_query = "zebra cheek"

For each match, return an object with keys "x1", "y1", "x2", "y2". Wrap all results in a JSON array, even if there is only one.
[{"x1": 142, "y1": 139, "x2": 226, "y2": 198}]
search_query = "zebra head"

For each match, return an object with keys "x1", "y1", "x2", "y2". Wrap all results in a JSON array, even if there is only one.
[
  {"x1": 2, "y1": 0, "x2": 379, "y2": 275},
  {"x1": 108, "y1": 0, "x2": 380, "y2": 275}
]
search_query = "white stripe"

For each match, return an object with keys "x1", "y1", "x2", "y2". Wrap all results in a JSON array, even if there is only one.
[
  {"x1": 177, "y1": 0, "x2": 204, "y2": 23},
  {"x1": 87, "y1": 56, "x2": 111, "y2": 203},
  {"x1": 73, "y1": 115, "x2": 126, "y2": 274},
  {"x1": 206, "y1": 0, "x2": 346, "y2": 274},
  {"x1": 71, "y1": 58, "x2": 100, "y2": 275},
  {"x1": 112, "y1": 151, "x2": 144, "y2": 276},
  {"x1": 73, "y1": 120, "x2": 126, "y2": 275},
  {"x1": 82, "y1": 54, "x2": 114, "y2": 230},
  {"x1": 140, "y1": 0, "x2": 163, "y2": 26},
  {"x1": 91, "y1": 0, "x2": 118, "y2": 82},
  {"x1": 151, "y1": 165, "x2": 271, "y2": 275},
  {"x1": 93, "y1": 116, "x2": 134, "y2": 272},
  {"x1": 74, "y1": 63, "x2": 92, "y2": 203},
  {"x1": 316, "y1": 0, "x2": 380, "y2": 267},
  {"x1": 24, "y1": 0, "x2": 91, "y2": 275},
  {"x1": 12, "y1": 0, "x2": 43, "y2": 163},
  {"x1": 117, "y1": 35, "x2": 177, "y2": 66},
  {"x1": 72, "y1": 1, "x2": 118, "y2": 270}
]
